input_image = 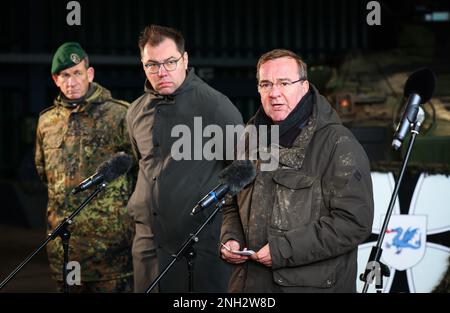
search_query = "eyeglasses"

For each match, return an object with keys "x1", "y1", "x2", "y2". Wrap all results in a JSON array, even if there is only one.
[
  {"x1": 144, "y1": 55, "x2": 183, "y2": 74},
  {"x1": 258, "y1": 78, "x2": 305, "y2": 93}
]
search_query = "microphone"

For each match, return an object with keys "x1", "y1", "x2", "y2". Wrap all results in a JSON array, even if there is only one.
[
  {"x1": 191, "y1": 160, "x2": 256, "y2": 215},
  {"x1": 71, "y1": 152, "x2": 132, "y2": 195},
  {"x1": 392, "y1": 68, "x2": 436, "y2": 150}
]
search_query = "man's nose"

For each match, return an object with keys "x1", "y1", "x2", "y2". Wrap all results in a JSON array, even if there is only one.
[
  {"x1": 157, "y1": 65, "x2": 168, "y2": 77},
  {"x1": 269, "y1": 85, "x2": 282, "y2": 97},
  {"x1": 66, "y1": 76, "x2": 77, "y2": 86}
]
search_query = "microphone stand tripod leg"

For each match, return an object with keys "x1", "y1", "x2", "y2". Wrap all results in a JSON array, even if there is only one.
[
  {"x1": 185, "y1": 241, "x2": 197, "y2": 293},
  {"x1": 360, "y1": 114, "x2": 422, "y2": 293},
  {"x1": 60, "y1": 221, "x2": 71, "y2": 293}
]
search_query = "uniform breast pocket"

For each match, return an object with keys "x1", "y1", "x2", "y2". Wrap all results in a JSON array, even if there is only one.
[
  {"x1": 43, "y1": 130, "x2": 63, "y2": 149},
  {"x1": 271, "y1": 170, "x2": 318, "y2": 230}
]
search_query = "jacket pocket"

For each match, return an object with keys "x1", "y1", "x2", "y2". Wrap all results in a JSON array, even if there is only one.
[
  {"x1": 271, "y1": 170, "x2": 317, "y2": 230},
  {"x1": 273, "y1": 256, "x2": 339, "y2": 288},
  {"x1": 43, "y1": 130, "x2": 63, "y2": 149}
]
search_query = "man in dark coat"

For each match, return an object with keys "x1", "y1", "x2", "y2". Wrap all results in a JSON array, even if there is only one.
[
  {"x1": 127, "y1": 25, "x2": 243, "y2": 292},
  {"x1": 220, "y1": 49, "x2": 374, "y2": 292}
]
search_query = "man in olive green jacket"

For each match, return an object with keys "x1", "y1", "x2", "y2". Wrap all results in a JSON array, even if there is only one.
[
  {"x1": 35, "y1": 42, "x2": 134, "y2": 292},
  {"x1": 221, "y1": 49, "x2": 374, "y2": 292}
]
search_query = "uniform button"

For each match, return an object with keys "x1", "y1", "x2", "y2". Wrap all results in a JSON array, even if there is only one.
[
  {"x1": 154, "y1": 142, "x2": 159, "y2": 147},
  {"x1": 278, "y1": 278, "x2": 283, "y2": 283},
  {"x1": 156, "y1": 109, "x2": 161, "y2": 113},
  {"x1": 152, "y1": 176, "x2": 156, "y2": 181}
]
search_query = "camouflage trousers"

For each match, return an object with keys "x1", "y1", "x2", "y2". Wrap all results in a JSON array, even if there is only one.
[{"x1": 56, "y1": 275, "x2": 133, "y2": 293}]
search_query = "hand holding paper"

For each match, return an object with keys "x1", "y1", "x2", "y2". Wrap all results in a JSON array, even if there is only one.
[{"x1": 221, "y1": 242, "x2": 255, "y2": 256}]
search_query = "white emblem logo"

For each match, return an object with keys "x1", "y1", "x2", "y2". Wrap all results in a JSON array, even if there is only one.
[{"x1": 70, "y1": 53, "x2": 81, "y2": 64}]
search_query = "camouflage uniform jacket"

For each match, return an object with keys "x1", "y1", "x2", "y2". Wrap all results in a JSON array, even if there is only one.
[
  {"x1": 35, "y1": 82, "x2": 134, "y2": 282},
  {"x1": 221, "y1": 86, "x2": 374, "y2": 292}
]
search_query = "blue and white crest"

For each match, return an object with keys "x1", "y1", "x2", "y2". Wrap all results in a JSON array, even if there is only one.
[
  {"x1": 357, "y1": 172, "x2": 450, "y2": 293},
  {"x1": 381, "y1": 215, "x2": 427, "y2": 271}
]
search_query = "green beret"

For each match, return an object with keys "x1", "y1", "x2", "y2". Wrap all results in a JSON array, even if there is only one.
[{"x1": 51, "y1": 42, "x2": 87, "y2": 74}]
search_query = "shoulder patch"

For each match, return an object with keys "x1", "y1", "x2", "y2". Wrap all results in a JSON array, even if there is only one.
[
  {"x1": 110, "y1": 99, "x2": 130, "y2": 109},
  {"x1": 39, "y1": 105, "x2": 56, "y2": 116}
]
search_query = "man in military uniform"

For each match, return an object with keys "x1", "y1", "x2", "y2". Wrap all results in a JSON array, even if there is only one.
[{"x1": 35, "y1": 42, "x2": 134, "y2": 292}]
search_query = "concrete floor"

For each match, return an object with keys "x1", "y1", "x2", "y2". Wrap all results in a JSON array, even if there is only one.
[{"x1": 0, "y1": 224, "x2": 57, "y2": 293}]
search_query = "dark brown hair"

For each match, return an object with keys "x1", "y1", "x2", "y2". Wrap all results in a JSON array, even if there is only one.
[{"x1": 138, "y1": 24, "x2": 185, "y2": 55}]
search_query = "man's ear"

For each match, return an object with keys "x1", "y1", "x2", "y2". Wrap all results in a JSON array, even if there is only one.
[
  {"x1": 87, "y1": 67, "x2": 95, "y2": 82},
  {"x1": 303, "y1": 80, "x2": 310, "y2": 92},
  {"x1": 183, "y1": 51, "x2": 188, "y2": 70},
  {"x1": 52, "y1": 74, "x2": 60, "y2": 87}
]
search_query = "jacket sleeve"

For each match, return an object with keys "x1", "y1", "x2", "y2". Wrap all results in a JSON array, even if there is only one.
[
  {"x1": 213, "y1": 95, "x2": 243, "y2": 163},
  {"x1": 34, "y1": 118, "x2": 47, "y2": 185},
  {"x1": 125, "y1": 107, "x2": 140, "y2": 219},
  {"x1": 125, "y1": 106, "x2": 141, "y2": 162},
  {"x1": 117, "y1": 110, "x2": 137, "y2": 193},
  {"x1": 220, "y1": 195, "x2": 246, "y2": 247},
  {"x1": 118, "y1": 113, "x2": 132, "y2": 153},
  {"x1": 215, "y1": 96, "x2": 246, "y2": 244},
  {"x1": 269, "y1": 132, "x2": 374, "y2": 269}
]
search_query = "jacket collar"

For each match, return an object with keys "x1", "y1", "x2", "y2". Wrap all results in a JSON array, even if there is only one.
[
  {"x1": 143, "y1": 67, "x2": 197, "y2": 102},
  {"x1": 54, "y1": 82, "x2": 112, "y2": 114},
  {"x1": 278, "y1": 84, "x2": 341, "y2": 169}
]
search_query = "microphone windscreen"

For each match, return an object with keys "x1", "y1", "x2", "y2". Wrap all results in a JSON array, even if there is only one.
[
  {"x1": 219, "y1": 160, "x2": 256, "y2": 196},
  {"x1": 97, "y1": 152, "x2": 132, "y2": 183},
  {"x1": 404, "y1": 67, "x2": 436, "y2": 103}
]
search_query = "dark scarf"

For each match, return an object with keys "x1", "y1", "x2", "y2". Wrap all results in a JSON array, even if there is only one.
[{"x1": 254, "y1": 88, "x2": 314, "y2": 148}]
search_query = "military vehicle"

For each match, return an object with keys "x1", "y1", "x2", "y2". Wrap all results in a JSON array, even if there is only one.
[
  {"x1": 324, "y1": 46, "x2": 450, "y2": 173},
  {"x1": 323, "y1": 23, "x2": 450, "y2": 293}
]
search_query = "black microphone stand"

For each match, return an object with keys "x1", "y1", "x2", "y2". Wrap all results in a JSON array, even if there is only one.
[
  {"x1": 145, "y1": 199, "x2": 226, "y2": 293},
  {"x1": 360, "y1": 111, "x2": 424, "y2": 293},
  {"x1": 0, "y1": 183, "x2": 107, "y2": 293}
]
